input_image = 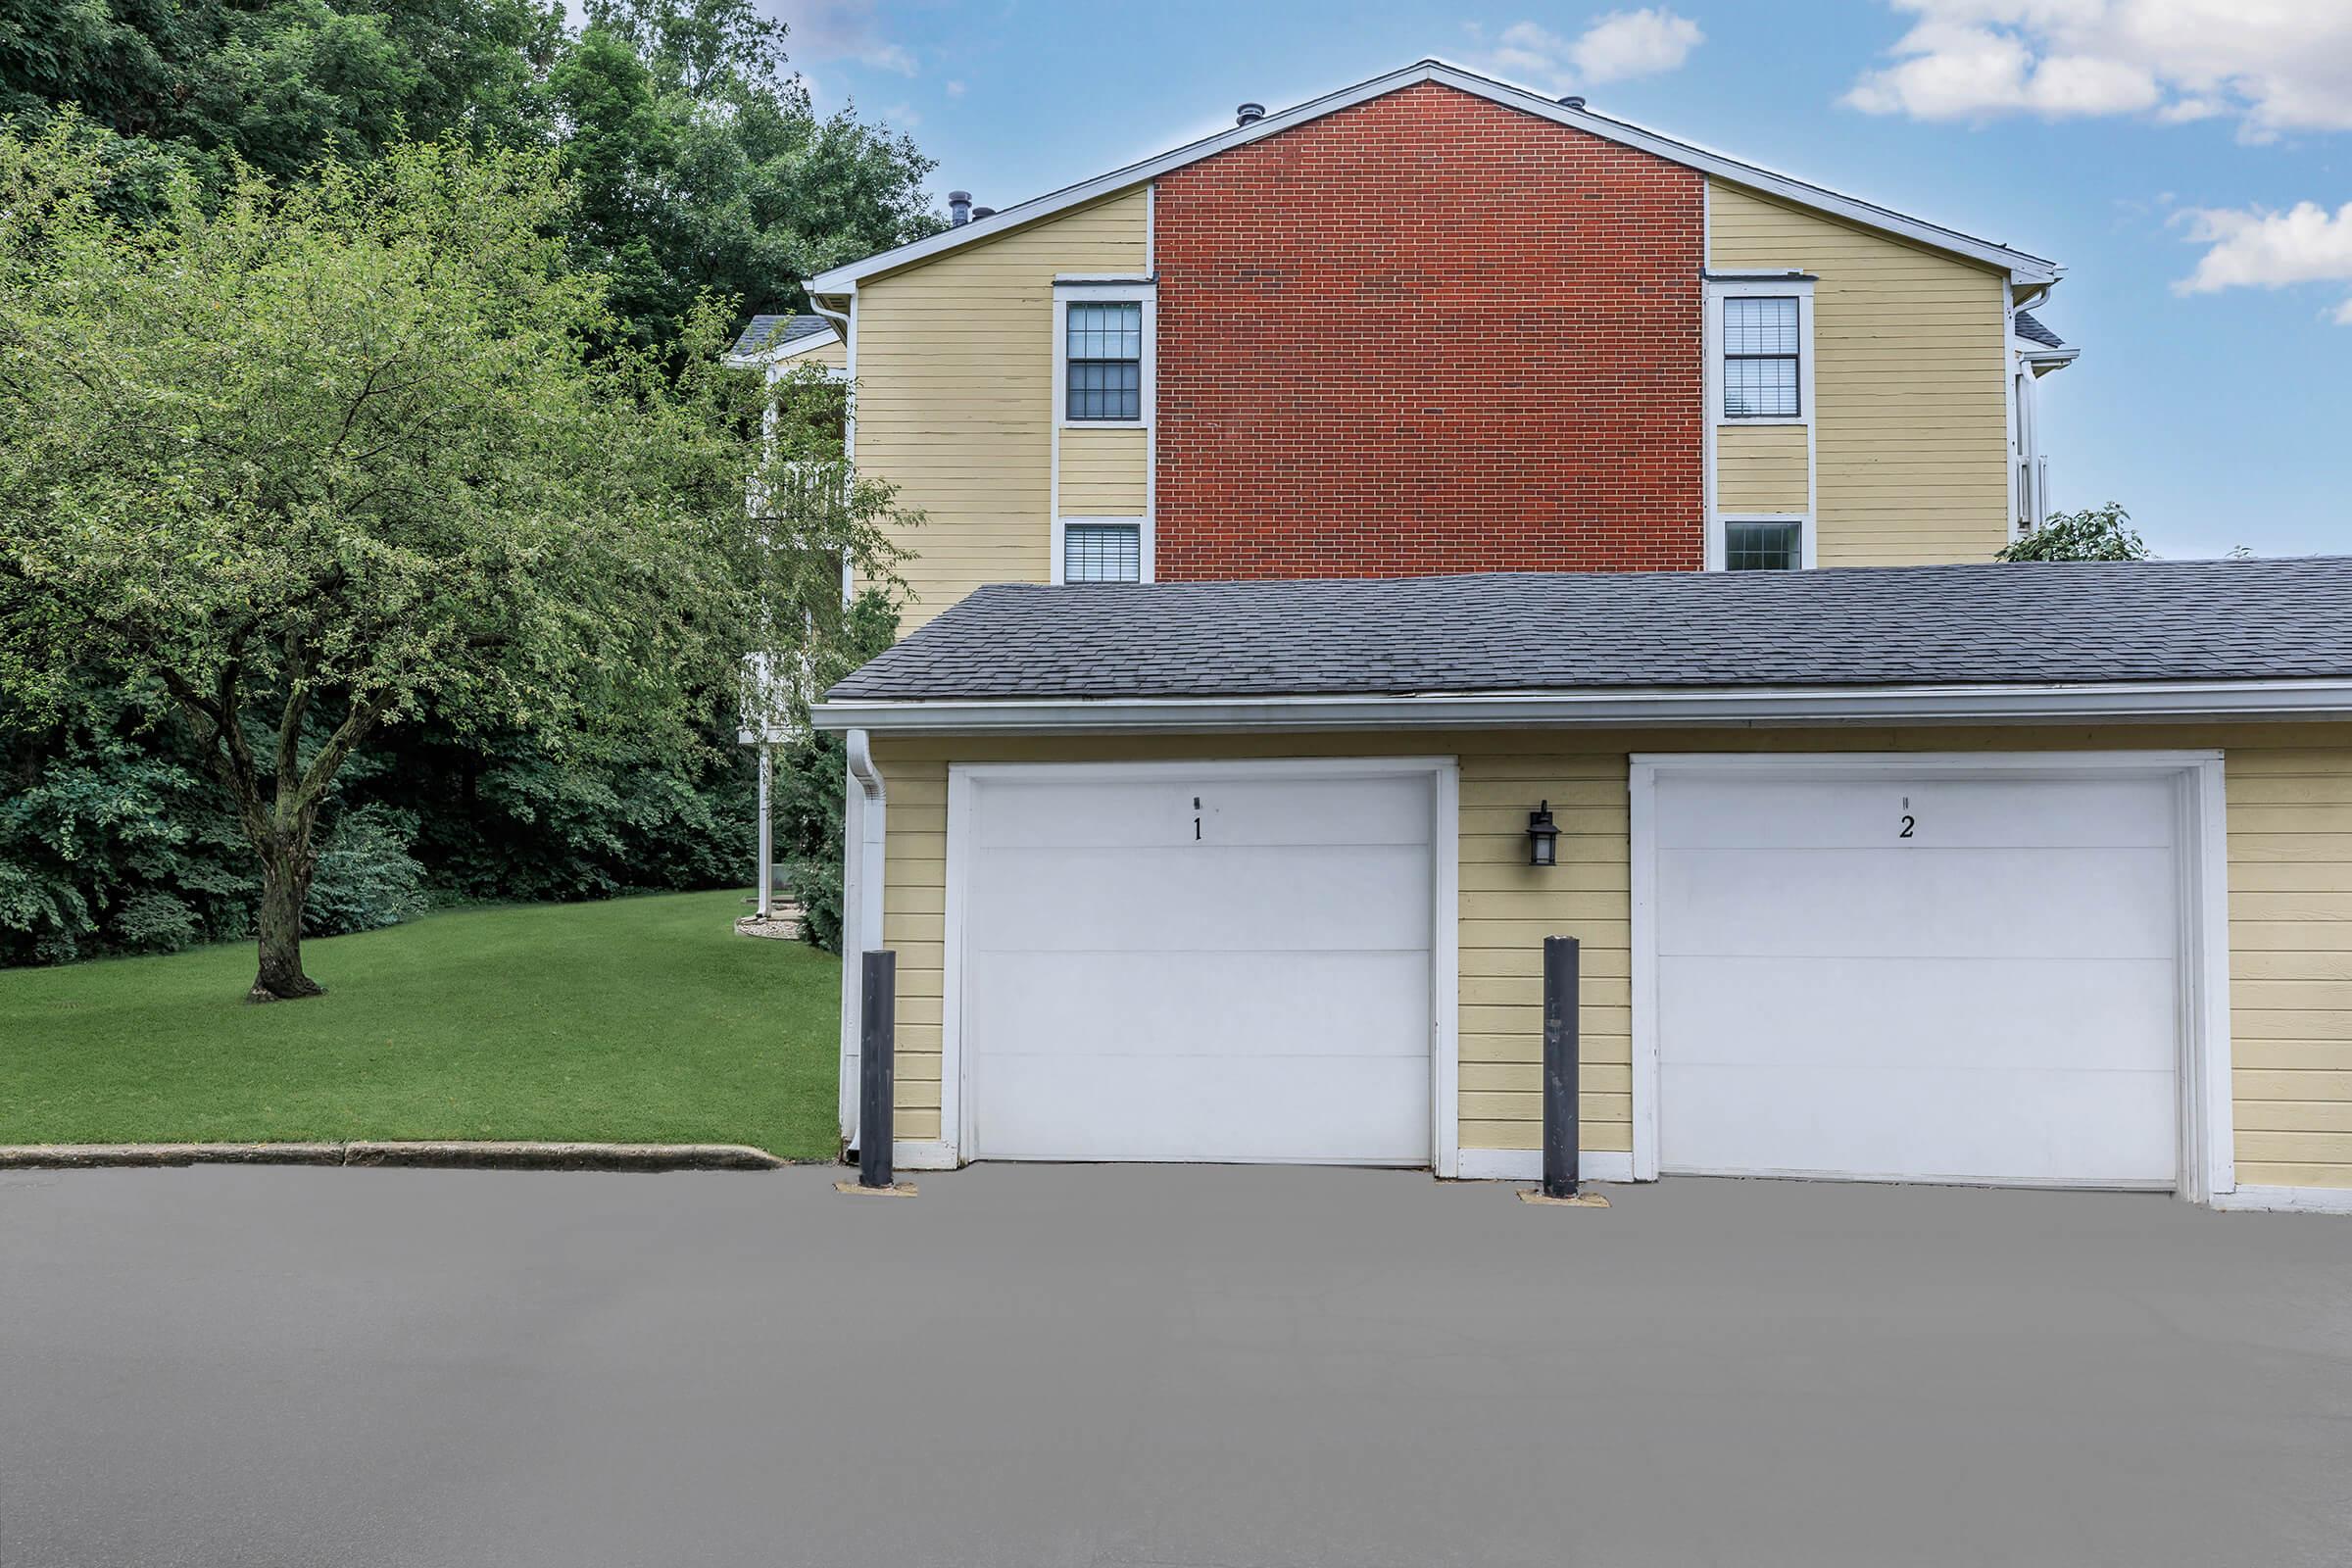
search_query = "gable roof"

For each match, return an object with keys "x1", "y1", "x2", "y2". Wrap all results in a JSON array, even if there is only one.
[
  {"x1": 2012, "y1": 309, "x2": 2067, "y2": 350},
  {"x1": 808, "y1": 60, "x2": 2062, "y2": 296},
  {"x1": 723, "y1": 313, "x2": 838, "y2": 364},
  {"x1": 815, "y1": 559, "x2": 2352, "y2": 729}
]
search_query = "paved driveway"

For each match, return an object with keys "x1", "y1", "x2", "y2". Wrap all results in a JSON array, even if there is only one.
[{"x1": 3, "y1": 1165, "x2": 2349, "y2": 1568}]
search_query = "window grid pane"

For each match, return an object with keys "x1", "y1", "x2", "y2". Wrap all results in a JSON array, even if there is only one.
[
  {"x1": 1066, "y1": 300, "x2": 1143, "y2": 421},
  {"x1": 1723, "y1": 296, "x2": 1798, "y2": 355},
  {"x1": 1724, "y1": 357, "x2": 1798, "y2": 418},
  {"x1": 1066, "y1": 360, "x2": 1141, "y2": 420},
  {"x1": 1063, "y1": 522, "x2": 1142, "y2": 582},
  {"x1": 1066, "y1": 302, "x2": 1142, "y2": 359},
  {"x1": 1723, "y1": 295, "x2": 1800, "y2": 418},
  {"x1": 1725, "y1": 520, "x2": 1801, "y2": 571}
]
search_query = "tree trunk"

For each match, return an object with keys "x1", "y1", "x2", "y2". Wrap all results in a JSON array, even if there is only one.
[{"x1": 249, "y1": 840, "x2": 323, "y2": 1004}]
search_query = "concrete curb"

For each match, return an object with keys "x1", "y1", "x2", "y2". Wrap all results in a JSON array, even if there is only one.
[{"x1": 0, "y1": 1141, "x2": 792, "y2": 1172}]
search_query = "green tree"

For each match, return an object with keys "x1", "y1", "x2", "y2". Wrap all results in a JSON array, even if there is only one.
[
  {"x1": 0, "y1": 122, "x2": 907, "y2": 999},
  {"x1": 1998, "y1": 502, "x2": 2150, "y2": 563},
  {"x1": 5, "y1": 1, "x2": 945, "y2": 350},
  {"x1": 553, "y1": 0, "x2": 941, "y2": 351},
  {"x1": 0, "y1": 0, "x2": 562, "y2": 205},
  {"x1": 769, "y1": 591, "x2": 899, "y2": 954}
]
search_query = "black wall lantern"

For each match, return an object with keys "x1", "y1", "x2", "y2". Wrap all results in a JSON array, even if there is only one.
[{"x1": 1526, "y1": 801, "x2": 1559, "y2": 867}]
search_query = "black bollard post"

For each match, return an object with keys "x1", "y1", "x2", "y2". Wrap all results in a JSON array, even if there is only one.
[
  {"x1": 858, "y1": 949, "x2": 896, "y2": 1190},
  {"x1": 1542, "y1": 935, "x2": 1581, "y2": 1200}
]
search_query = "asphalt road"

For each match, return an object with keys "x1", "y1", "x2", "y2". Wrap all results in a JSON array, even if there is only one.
[{"x1": 4, "y1": 1164, "x2": 2349, "y2": 1568}]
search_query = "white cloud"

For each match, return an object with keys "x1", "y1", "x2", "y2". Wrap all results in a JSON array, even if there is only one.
[
  {"x1": 882, "y1": 101, "x2": 921, "y2": 129},
  {"x1": 2174, "y1": 200, "x2": 2352, "y2": 322},
  {"x1": 781, "y1": 1, "x2": 918, "y2": 75},
  {"x1": 1842, "y1": 1, "x2": 2352, "y2": 138},
  {"x1": 944, "y1": 79, "x2": 965, "y2": 99},
  {"x1": 1478, "y1": 9, "x2": 1704, "y2": 91}
]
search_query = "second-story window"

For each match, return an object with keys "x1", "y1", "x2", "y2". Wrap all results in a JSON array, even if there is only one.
[
  {"x1": 1723, "y1": 296, "x2": 1801, "y2": 418},
  {"x1": 1066, "y1": 301, "x2": 1143, "y2": 420}
]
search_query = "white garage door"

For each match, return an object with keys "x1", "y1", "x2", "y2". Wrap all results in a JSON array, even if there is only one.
[
  {"x1": 956, "y1": 763, "x2": 1437, "y2": 1164},
  {"x1": 1647, "y1": 761, "x2": 2183, "y2": 1189}
]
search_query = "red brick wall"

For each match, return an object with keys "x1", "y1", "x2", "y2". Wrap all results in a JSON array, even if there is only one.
[{"x1": 1152, "y1": 82, "x2": 1704, "y2": 578}]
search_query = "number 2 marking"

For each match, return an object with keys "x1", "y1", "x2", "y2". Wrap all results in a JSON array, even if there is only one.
[{"x1": 1899, "y1": 814, "x2": 1916, "y2": 839}]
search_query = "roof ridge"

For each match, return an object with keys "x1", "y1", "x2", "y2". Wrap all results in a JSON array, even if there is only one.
[{"x1": 808, "y1": 61, "x2": 2060, "y2": 295}]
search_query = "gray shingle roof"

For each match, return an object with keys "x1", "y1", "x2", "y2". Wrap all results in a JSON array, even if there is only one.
[
  {"x1": 825, "y1": 558, "x2": 2352, "y2": 703},
  {"x1": 727, "y1": 313, "x2": 834, "y2": 358},
  {"x1": 2013, "y1": 309, "x2": 2067, "y2": 349}
]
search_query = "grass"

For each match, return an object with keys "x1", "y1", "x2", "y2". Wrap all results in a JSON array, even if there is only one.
[{"x1": 0, "y1": 890, "x2": 842, "y2": 1159}]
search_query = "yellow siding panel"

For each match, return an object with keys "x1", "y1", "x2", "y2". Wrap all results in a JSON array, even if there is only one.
[
  {"x1": 868, "y1": 724, "x2": 2352, "y2": 1186},
  {"x1": 853, "y1": 187, "x2": 1150, "y2": 627},
  {"x1": 1715, "y1": 423, "x2": 1808, "y2": 514},
  {"x1": 1058, "y1": 424, "x2": 1148, "y2": 515},
  {"x1": 1708, "y1": 180, "x2": 2010, "y2": 566},
  {"x1": 791, "y1": 338, "x2": 848, "y2": 371}
]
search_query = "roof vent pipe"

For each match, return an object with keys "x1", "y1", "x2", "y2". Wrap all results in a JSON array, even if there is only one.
[
  {"x1": 1558, "y1": 94, "x2": 1586, "y2": 110},
  {"x1": 1236, "y1": 102, "x2": 1266, "y2": 125},
  {"x1": 948, "y1": 190, "x2": 971, "y2": 226},
  {"x1": 971, "y1": 206, "x2": 996, "y2": 220}
]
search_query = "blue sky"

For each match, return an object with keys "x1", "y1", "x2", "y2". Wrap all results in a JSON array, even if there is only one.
[{"x1": 774, "y1": 1, "x2": 2352, "y2": 561}]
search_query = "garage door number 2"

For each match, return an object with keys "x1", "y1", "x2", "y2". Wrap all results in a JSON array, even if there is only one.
[{"x1": 1898, "y1": 796, "x2": 1916, "y2": 841}]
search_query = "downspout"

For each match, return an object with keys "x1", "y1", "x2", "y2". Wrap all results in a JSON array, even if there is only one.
[
  {"x1": 838, "y1": 727, "x2": 887, "y2": 1149},
  {"x1": 808, "y1": 287, "x2": 853, "y2": 342}
]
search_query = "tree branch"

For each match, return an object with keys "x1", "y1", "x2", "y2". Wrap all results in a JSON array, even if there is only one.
[
  {"x1": 273, "y1": 633, "x2": 311, "y2": 812},
  {"x1": 294, "y1": 695, "x2": 386, "y2": 813}
]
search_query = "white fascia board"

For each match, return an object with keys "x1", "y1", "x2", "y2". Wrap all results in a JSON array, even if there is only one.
[
  {"x1": 2018, "y1": 341, "x2": 2082, "y2": 373},
  {"x1": 808, "y1": 60, "x2": 2060, "y2": 295},
  {"x1": 807, "y1": 679, "x2": 2352, "y2": 738}
]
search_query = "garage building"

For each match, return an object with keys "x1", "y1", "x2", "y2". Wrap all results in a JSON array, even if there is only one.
[{"x1": 808, "y1": 559, "x2": 2352, "y2": 1212}]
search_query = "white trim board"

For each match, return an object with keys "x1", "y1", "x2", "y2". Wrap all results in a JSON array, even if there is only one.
[
  {"x1": 2212, "y1": 1185, "x2": 2352, "y2": 1216},
  {"x1": 805, "y1": 677, "x2": 2352, "y2": 740},
  {"x1": 940, "y1": 756, "x2": 1463, "y2": 1173},
  {"x1": 1626, "y1": 751, "x2": 2232, "y2": 1203},
  {"x1": 1454, "y1": 1149, "x2": 1634, "y2": 1183},
  {"x1": 808, "y1": 60, "x2": 2058, "y2": 296}
]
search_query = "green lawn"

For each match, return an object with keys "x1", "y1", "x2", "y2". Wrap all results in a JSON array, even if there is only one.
[{"x1": 0, "y1": 890, "x2": 842, "y2": 1159}]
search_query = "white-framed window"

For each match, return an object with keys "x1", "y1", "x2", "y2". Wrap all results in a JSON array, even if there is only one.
[
  {"x1": 1721, "y1": 518, "x2": 1803, "y2": 571},
  {"x1": 1706, "y1": 274, "x2": 1814, "y2": 427},
  {"x1": 1704, "y1": 273, "x2": 1816, "y2": 572},
  {"x1": 1723, "y1": 297, "x2": 1801, "y2": 417},
  {"x1": 1058, "y1": 518, "x2": 1144, "y2": 583},
  {"x1": 1053, "y1": 278, "x2": 1154, "y2": 428}
]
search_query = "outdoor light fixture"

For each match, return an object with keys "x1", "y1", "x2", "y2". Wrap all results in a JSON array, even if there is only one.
[{"x1": 1526, "y1": 801, "x2": 1559, "y2": 867}]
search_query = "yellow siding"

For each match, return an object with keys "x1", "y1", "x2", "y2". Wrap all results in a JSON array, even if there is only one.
[
  {"x1": 797, "y1": 338, "x2": 848, "y2": 371},
  {"x1": 1714, "y1": 423, "x2": 1809, "y2": 515},
  {"x1": 2227, "y1": 741, "x2": 2352, "y2": 1189},
  {"x1": 880, "y1": 760, "x2": 949, "y2": 1141},
  {"x1": 850, "y1": 188, "x2": 1150, "y2": 627},
  {"x1": 1058, "y1": 425, "x2": 1149, "y2": 516},
  {"x1": 872, "y1": 723, "x2": 2352, "y2": 1188},
  {"x1": 1708, "y1": 180, "x2": 2011, "y2": 566}
]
